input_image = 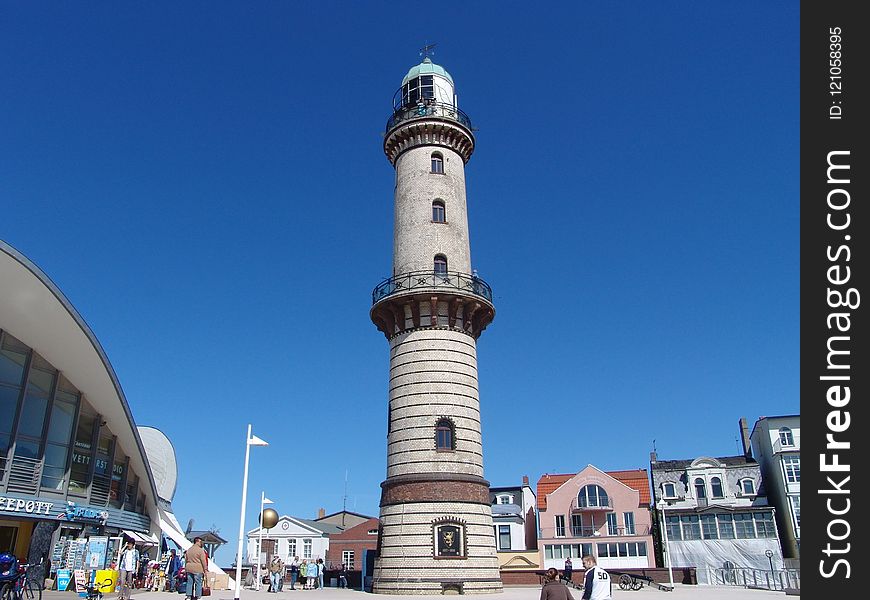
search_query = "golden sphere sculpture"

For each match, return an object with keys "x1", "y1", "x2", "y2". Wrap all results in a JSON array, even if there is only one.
[{"x1": 260, "y1": 508, "x2": 279, "y2": 529}]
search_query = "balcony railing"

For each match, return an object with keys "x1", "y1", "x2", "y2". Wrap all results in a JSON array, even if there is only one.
[
  {"x1": 540, "y1": 525, "x2": 650, "y2": 539},
  {"x1": 385, "y1": 101, "x2": 473, "y2": 133},
  {"x1": 372, "y1": 270, "x2": 493, "y2": 305},
  {"x1": 571, "y1": 496, "x2": 614, "y2": 511}
]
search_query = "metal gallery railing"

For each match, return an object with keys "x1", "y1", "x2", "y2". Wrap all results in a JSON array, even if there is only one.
[
  {"x1": 708, "y1": 567, "x2": 800, "y2": 591},
  {"x1": 372, "y1": 270, "x2": 492, "y2": 304},
  {"x1": 386, "y1": 101, "x2": 473, "y2": 133}
]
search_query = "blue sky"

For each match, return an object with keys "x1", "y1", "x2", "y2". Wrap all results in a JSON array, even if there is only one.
[{"x1": 1, "y1": 2, "x2": 798, "y2": 566}]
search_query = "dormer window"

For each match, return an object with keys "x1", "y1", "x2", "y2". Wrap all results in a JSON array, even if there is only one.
[
  {"x1": 740, "y1": 478, "x2": 756, "y2": 495},
  {"x1": 778, "y1": 427, "x2": 794, "y2": 447},
  {"x1": 496, "y1": 494, "x2": 514, "y2": 505},
  {"x1": 711, "y1": 477, "x2": 724, "y2": 499},
  {"x1": 694, "y1": 478, "x2": 707, "y2": 499},
  {"x1": 662, "y1": 482, "x2": 676, "y2": 498}
]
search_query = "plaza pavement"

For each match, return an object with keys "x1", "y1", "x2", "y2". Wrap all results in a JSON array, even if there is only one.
[{"x1": 40, "y1": 583, "x2": 796, "y2": 600}]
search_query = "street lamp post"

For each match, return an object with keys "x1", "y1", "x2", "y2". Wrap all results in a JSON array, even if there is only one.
[
  {"x1": 233, "y1": 425, "x2": 269, "y2": 600},
  {"x1": 256, "y1": 493, "x2": 274, "y2": 591},
  {"x1": 765, "y1": 549, "x2": 775, "y2": 588},
  {"x1": 659, "y1": 502, "x2": 674, "y2": 589}
]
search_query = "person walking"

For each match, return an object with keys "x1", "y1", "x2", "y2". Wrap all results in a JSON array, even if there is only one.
[
  {"x1": 540, "y1": 567, "x2": 575, "y2": 600},
  {"x1": 166, "y1": 550, "x2": 181, "y2": 592},
  {"x1": 184, "y1": 537, "x2": 208, "y2": 600},
  {"x1": 119, "y1": 541, "x2": 139, "y2": 599},
  {"x1": 580, "y1": 555, "x2": 611, "y2": 600},
  {"x1": 564, "y1": 557, "x2": 573, "y2": 584},
  {"x1": 289, "y1": 557, "x2": 299, "y2": 590},
  {"x1": 269, "y1": 556, "x2": 284, "y2": 593}
]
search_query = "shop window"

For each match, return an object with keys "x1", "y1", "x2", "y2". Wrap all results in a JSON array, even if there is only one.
[
  {"x1": 0, "y1": 331, "x2": 29, "y2": 387},
  {"x1": 69, "y1": 412, "x2": 97, "y2": 496}
]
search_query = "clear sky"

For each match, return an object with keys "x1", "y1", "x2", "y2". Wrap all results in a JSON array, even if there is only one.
[{"x1": 1, "y1": 2, "x2": 798, "y2": 566}]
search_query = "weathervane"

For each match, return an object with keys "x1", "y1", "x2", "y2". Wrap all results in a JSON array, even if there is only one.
[{"x1": 419, "y1": 42, "x2": 437, "y2": 60}]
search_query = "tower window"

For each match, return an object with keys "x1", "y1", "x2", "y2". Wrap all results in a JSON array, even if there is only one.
[
  {"x1": 432, "y1": 200, "x2": 446, "y2": 223},
  {"x1": 435, "y1": 418, "x2": 454, "y2": 451},
  {"x1": 431, "y1": 153, "x2": 444, "y2": 174},
  {"x1": 434, "y1": 255, "x2": 448, "y2": 275}
]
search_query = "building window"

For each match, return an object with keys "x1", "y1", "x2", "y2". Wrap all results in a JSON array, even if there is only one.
[
  {"x1": 571, "y1": 514, "x2": 584, "y2": 537},
  {"x1": 681, "y1": 515, "x2": 702, "y2": 540},
  {"x1": 495, "y1": 494, "x2": 513, "y2": 505},
  {"x1": 710, "y1": 477, "x2": 724, "y2": 498},
  {"x1": 778, "y1": 427, "x2": 794, "y2": 446},
  {"x1": 498, "y1": 525, "x2": 511, "y2": 550},
  {"x1": 734, "y1": 513, "x2": 756, "y2": 539},
  {"x1": 368, "y1": 529, "x2": 378, "y2": 535},
  {"x1": 578, "y1": 485, "x2": 610, "y2": 508},
  {"x1": 790, "y1": 495, "x2": 801, "y2": 529},
  {"x1": 662, "y1": 482, "x2": 676, "y2": 498},
  {"x1": 288, "y1": 539, "x2": 296, "y2": 557},
  {"x1": 694, "y1": 478, "x2": 707, "y2": 499},
  {"x1": 342, "y1": 550, "x2": 354, "y2": 569},
  {"x1": 665, "y1": 515, "x2": 682, "y2": 541},
  {"x1": 432, "y1": 200, "x2": 446, "y2": 223},
  {"x1": 606, "y1": 513, "x2": 618, "y2": 536},
  {"x1": 783, "y1": 456, "x2": 801, "y2": 483},
  {"x1": 623, "y1": 512, "x2": 635, "y2": 535},
  {"x1": 434, "y1": 254, "x2": 448, "y2": 275},
  {"x1": 435, "y1": 418, "x2": 454, "y2": 450},
  {"x1": 303, "y1": 539, "x2": 312, "y2": 559},
  {"x1": 431, "y1": 153, "x2": 444, "y2": 174},
  {"x1": 740, "y1": 478, "x2": 756, "y2": 495},
  {"x1": 555, "y1": 515, "x2": 566, "y2": 537},
  {"x1": 718, "y1": 514, "x2": 735, "y2": 539},
  {"x1": 701, "y1": 514, "x2": 718, "y2": 539},
  {"x1": 754, "y1": 512, "x2": 776, "y2": 538}
]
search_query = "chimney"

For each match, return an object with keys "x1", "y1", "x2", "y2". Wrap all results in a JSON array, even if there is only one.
[
  {"x1": 522, "y1": 475, "x2": 529, "y2": 487},
  {"x1": 739, "y1": 417, "x2": 752, "y2": 458},
  {"x1": 650, "y1": 451, "x2": 657, "y2": 463},
  {"x1": 317, "y1": 507, "x2": 326, "y2": 519}
]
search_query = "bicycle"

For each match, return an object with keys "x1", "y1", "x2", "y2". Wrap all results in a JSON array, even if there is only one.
[{"x1": 0, "y1": 558, "x2": 43, "y2": 600}]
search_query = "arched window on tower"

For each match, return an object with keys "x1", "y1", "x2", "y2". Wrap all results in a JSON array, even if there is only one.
[
  {"x1": 435, "y1": 418, "x2": 454, "y2": 451},
  {"x1": 431, "y1": 152, "x2": 444, "y2": 174},
  {"x1": 434, "y1": 254, "x2": 448, "y2": 275},
  {"x1": 432, "y1": 200, "x2": 446, "y2": 223}
]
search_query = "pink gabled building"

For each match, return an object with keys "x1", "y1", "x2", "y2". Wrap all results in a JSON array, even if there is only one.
[{"x1": 537, "y1": 466, "x2": 655, "y2": 570}]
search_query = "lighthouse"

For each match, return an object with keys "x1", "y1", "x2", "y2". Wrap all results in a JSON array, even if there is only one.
[{"x1": 369, "y1": 55, "x2": 502, "y2": 594}]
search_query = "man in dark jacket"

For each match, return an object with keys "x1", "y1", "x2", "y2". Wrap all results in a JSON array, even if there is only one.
[{"x1": 166, "y1": 550, "x2": 181, "y2": 592}]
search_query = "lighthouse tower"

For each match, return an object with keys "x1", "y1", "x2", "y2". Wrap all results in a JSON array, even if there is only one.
[{"x1": 370, "y1": 56, "x2": 502, "y2": 595}]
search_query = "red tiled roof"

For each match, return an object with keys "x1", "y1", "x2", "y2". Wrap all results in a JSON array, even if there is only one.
[
  {"x1": 536, "y1": 473, "x2": 574, "y2": 510},
  {"x1": 609, "y1": 469, "x2": 652, "y2": 506},
  {"x1": 536, "y1": 469, "x2": 652, "y2": 510}
]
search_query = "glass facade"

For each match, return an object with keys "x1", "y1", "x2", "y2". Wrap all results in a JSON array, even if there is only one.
[{"x1": 0, "y1": 329, "x2": 145, "y2": 513}]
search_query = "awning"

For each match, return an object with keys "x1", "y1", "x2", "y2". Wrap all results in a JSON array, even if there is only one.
[{"x1": 122, "y1": 530, "x2": 160, "y2": 546}]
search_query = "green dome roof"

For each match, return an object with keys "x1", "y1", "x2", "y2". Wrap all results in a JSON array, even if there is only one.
[{"x1": 401, "y1": 57, "x2": 454, "y2": 86}]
